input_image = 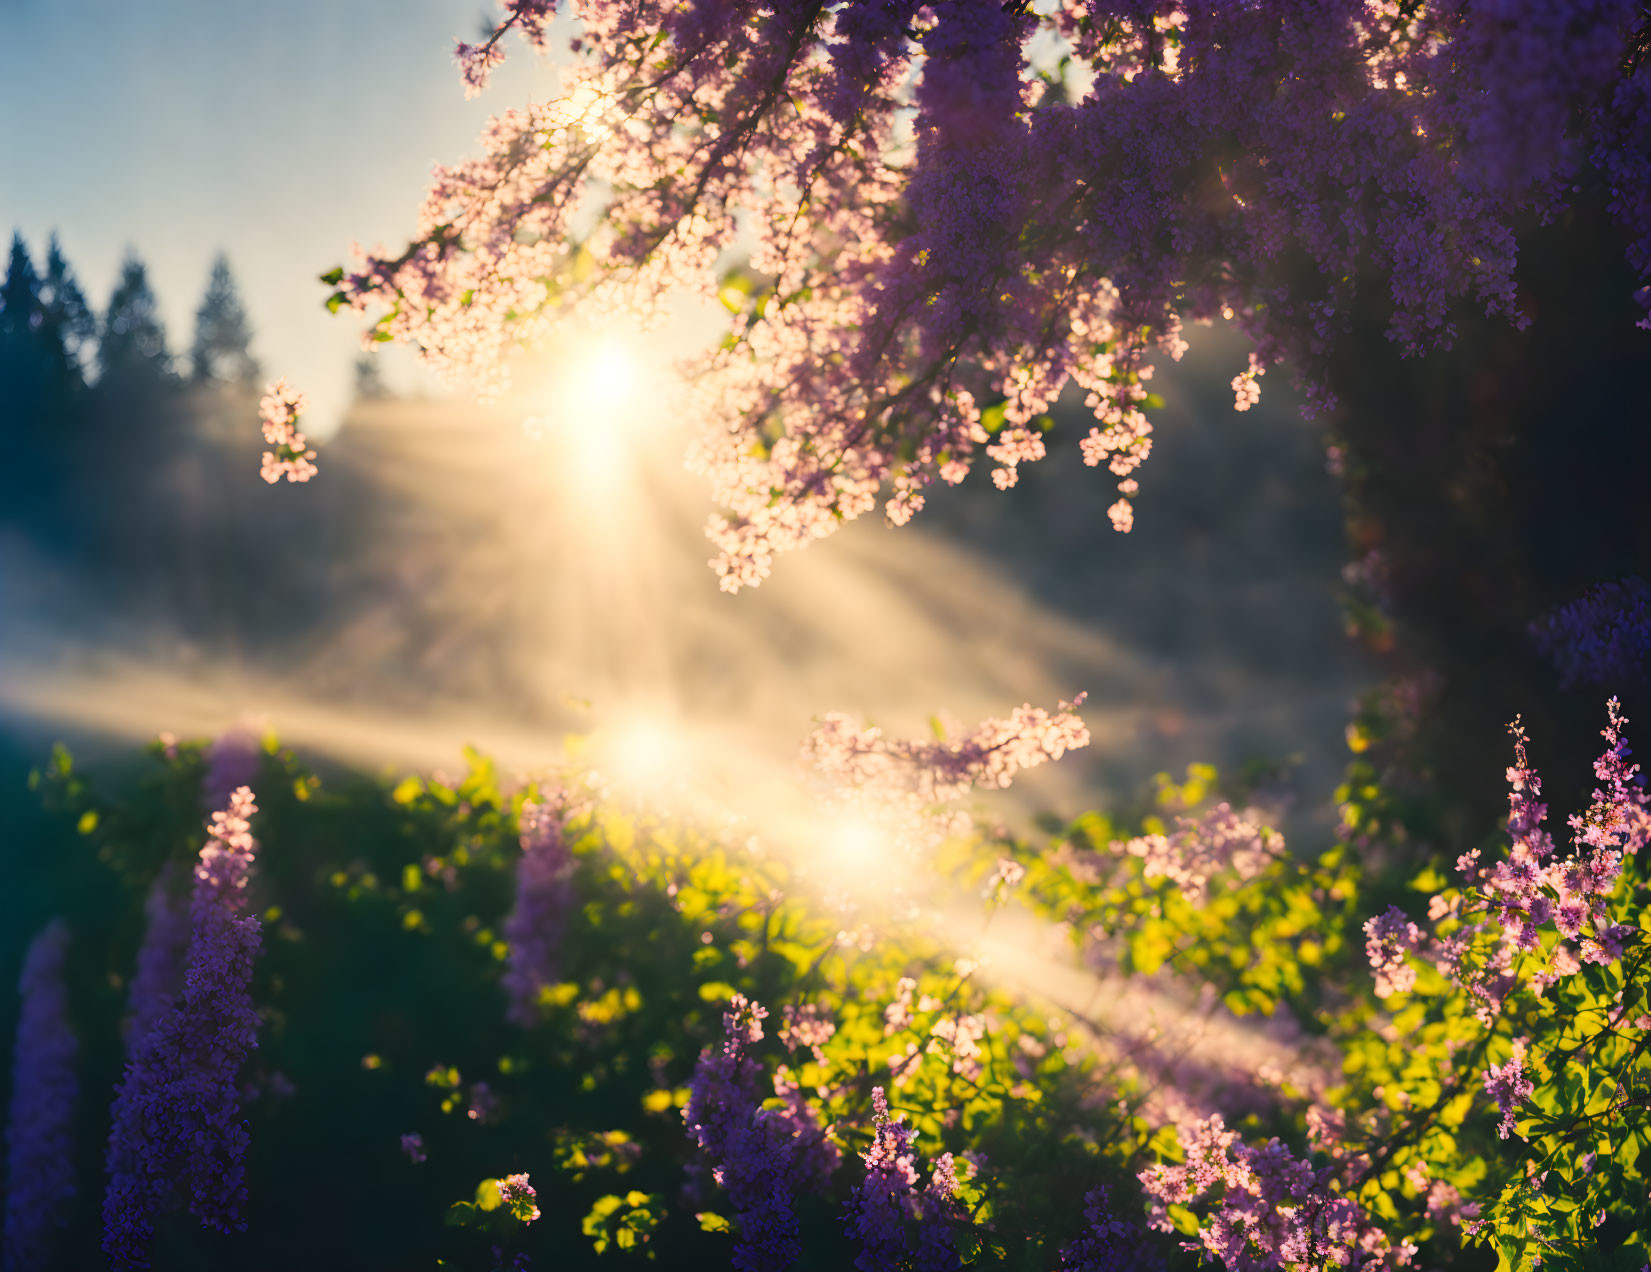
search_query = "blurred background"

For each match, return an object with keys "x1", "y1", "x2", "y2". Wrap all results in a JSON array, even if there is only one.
[{"x1": 2, "y1": 0, "x2": 1649, "y2": 1070}]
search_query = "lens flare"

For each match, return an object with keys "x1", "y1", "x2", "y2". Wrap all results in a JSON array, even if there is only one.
[
  {"x1": 527, "y1": 333, "x2": 664, "y2": 494},
  {"x1": 821, "y1": 816, "x2": 886, "y2": 875},
  {"x1": 606, "y1": 717, "x2": 681, "y2": 789}
]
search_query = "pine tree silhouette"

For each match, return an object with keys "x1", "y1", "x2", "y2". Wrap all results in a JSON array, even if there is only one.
[
  {"x1": 352, "y1": 352, "x2": 389, "y2": 401},
  {"x1": 1, "y1": 234, "x2": 49, "y2": 445},
  {"x1": 189, "y1": 253, "x2": 260, "y2": 386},
  {"x1": 0, "y1": 233, "x2": 44, "y2": 340},
  {"x1": 98, "y1": 251, "x2": 172, "y2": 387},
  {"x1": 40, "y1": 234, "x2": 95, "y2": 383},
  {"x1": 1, "y1": 233, "x2": 85, "y2": 523}
]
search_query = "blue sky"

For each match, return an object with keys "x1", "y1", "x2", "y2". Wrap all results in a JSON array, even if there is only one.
[{"x1": 0, "y1": 0, "x2": 563, "y2": 433}]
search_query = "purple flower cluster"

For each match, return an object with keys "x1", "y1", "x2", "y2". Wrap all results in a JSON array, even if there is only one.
[
  {"x1": 1121, "y1": 803, "x2": 1283, "y2": 906},
  {"x1": 912, "y1": 1151, "x2": 965, "y2": 1272},
  {"x1": 844, "y1": 1087, "x2": 920, "y2": 1271},
  {"x1": 1366, "y1": 703, "x2": 1648, "y2": 1020},
  {"x1": 802, "y1": 697, "x2": 1089, "y2": 860},
  {"x1": 497, "y1": 1173, "x2": 541, "y2": 1223},
  {"x1": 1470, "y1": 709, "x2": 1644, "y2": 995},
  {"x1": 806, "y1": 697, "x2": 1090, "y2": 805},
  {"x1": 126, "y1": 864, "x2": 189, "y2": 1046},
  {"x1": 1483, "y1": 1039, "x2": 1535, "y2": 1141},
  {"x1": 1059, "y1": 1187, "x2": 1160, "y2": 1272},
  {"x1": 1362, "y1": 906, "x2": 1423, "y2": 1000},
  {"x1": 1139, "y1": 1116, "x2": 1400, "y2": 1270},
  {"x1": 4, "y1": 921, "x2": 78, "y2": 1272},
  {"x1": 684, "y1": 995, "x2": 839, "y2": 1271},
  {"x1": 1593, "y1": 25, "x2": 1651, "y2": 330},
  {"x1": 334, "y1": 0, "x2": 1651, "y2": 590},
  {"x1": 842, "y1": 1087, "x2": 962, "y2": 1271},
  {"x1": 201, "y1": 729, "x2": 260, "y2": 816},
  {"x1": 1531, "y1": 576, "x2": 1651, "y2": 689},
  {"x1": 778, "y1": 1003, "x2": 835, "y2": 1064},
  {"x1": 103, "y1": 786, "x2": 264, "y2": 1270},
  {"x1": 502, "y1": 797, "x2": 576, "y2": 1027},
  {"x1": 453, "y1": 0, "x2": 556, "y2": 97}
]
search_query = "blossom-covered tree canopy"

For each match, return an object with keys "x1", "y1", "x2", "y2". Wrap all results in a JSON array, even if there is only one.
[{"x1": 332, "y1": 0, "x2": 1651, "y2": 588}]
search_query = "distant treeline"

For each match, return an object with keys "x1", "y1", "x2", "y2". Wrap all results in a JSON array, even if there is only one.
[
  {"x1": 0, "y1": 232, "x2": 390, "y2": 646},
  {"x1": 0, "y1": 231, "x2": 393, "y2": 519}
]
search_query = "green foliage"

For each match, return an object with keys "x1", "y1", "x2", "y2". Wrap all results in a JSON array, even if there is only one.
[
  {"x1": 582, "y1": 1191, "x2": 664, "y2": 1256},
  {"x1": 14, "y1": 725, "x2": 1649, "y2": 1270}
]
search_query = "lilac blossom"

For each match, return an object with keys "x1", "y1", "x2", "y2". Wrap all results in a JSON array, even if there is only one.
[
  {"x1": 1376, "y1": 704, "x2": 1647, "y2": 1027},
  {"x1": 1121, "y1": 803, "x2": 1283, "y2": 906},
  {"x1": 4, "y1": 921, "x2": 78, "y2": 1272},
  {"x1": 778, "y1": 1003, "x2": 835, "y2": 1064},
  {"x1": 1483, "y1": 1039, "x2": 1535, "y2": 1141},
  {"x1": 685, "y1": 995, "x2": 838, "y2": 1271},
  {"x1": 1139, "y1": 1116, "x2": 1401, "y2": 1270},
  {"x1": 103, "y1": 787, "x2": 264, "y2": 1270},
  {"x1": 502, "y1": 797, "x2": 576, "y2": 1027},
  {"x1": 126, "y1": 864, "x2": 189, "y2": 1047},
  {"x1": 1363, "y1": 906, "x2": 1423, "y2": 1000},
  {"x1": 1473, "y1": 707, "x2": 1645, "y2": 996},
  {"x1": 497, "y1": 1173, "x2": 541, "y2": 1223},
  {"x1": 926, "y1": 1014, "x2": 986, "y2": 1083},
  {"x1": 1358, "y1": 703, "x2": 1647, "y2": 1181},
  {"x1": 912, "y1": 1152, "x2": 965, "y2": 1272},
  {"x1": 335, "y1": 0, "x2": 1651, "y2": 590},
  {"x1": 455, "y1": 40, "x2": 508, "y2": 97},
  {"x1": 401, "y1": 1133, "x2": 427, "y2": 1164},
  {"x1": 256, "y1": 379, "x2": 317, "y2": 484},
  {"x1": 803, "y1": 698, "x2": 1089, "y2": 861},
  {"x1": 1423, "y1": 1177, "x2": 1480, "y2": 1230},
  {"x1": 1059, "y1": 1187, "x2": 1161, "y2": 1272},
  {"x1": 843, "y1": 1087, "x2": 920, "y2": 1271},
  {"x1": 883, "y1": 978, "x2": 920, "y2": 1036},
  {"x1": 1531, "y1": 577, "x2": 1651, "y2": 688},
  {"x1": 201, "y1": 729, "x2": 260, "y2": 816},
  {"x1": 806, "y1": 697, "x2": 1089, "y2": 806},
  {"x1": 769, "y1": 1066, "x2": 842, "y2": 1195},
  {"x1": 453, "y1": 0, "x2": 553, "y2": 97}
]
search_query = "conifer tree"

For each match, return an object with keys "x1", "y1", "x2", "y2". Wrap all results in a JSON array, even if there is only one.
[
  {"x1": 98, "y1": 252, "x2": 172, "y2": 387},
  {"x1": 0, "y1": 235, "x2": 49, "y2": 443},
  {"x1": 39, "y1": 234, "x2": 95, "y2": 384},
  {"x1": 0, "y1": 234, "x2": 43, "y2": 341},
  {"x1": 351, "y1": 352, "x2": 388, "y2": 401},
  {"x1": 0, "y1": 233, "x2": 81, "y2": 519},
  {"x1": 189, "y1": 254, "x2": 260, "y2": 386}
]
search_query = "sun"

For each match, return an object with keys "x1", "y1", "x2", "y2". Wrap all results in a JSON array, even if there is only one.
[{"x1": 524, "y1": 332, "x2": 665, "y2": 493}]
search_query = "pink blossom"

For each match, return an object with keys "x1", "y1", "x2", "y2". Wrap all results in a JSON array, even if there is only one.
[
  {"x1": 1363, "y1": 906, "x2": 1422, "y2": 1000},
  {"x1": 1483, "y1": 1039, "x2": 1534, "y2": 1140},
  {"x1": 803, "y1": 696, "x2": 1088, "y2": 861},
  {"x1": 256, "y1": 378, "x2": 317, "y2": 484},
  {"x1": 333, "y1": 0, "x2": 1651, "y2": 590},
  {"x1": 1140, "y1": 1115, "x2": 1400, "y2": 1269},
  {"x1": 497, "y1": 1173, "x2": 540, "y2": 1222},
  {"x1": 1120, "y1": 803, "x2": 1283, "y2": 906}
]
